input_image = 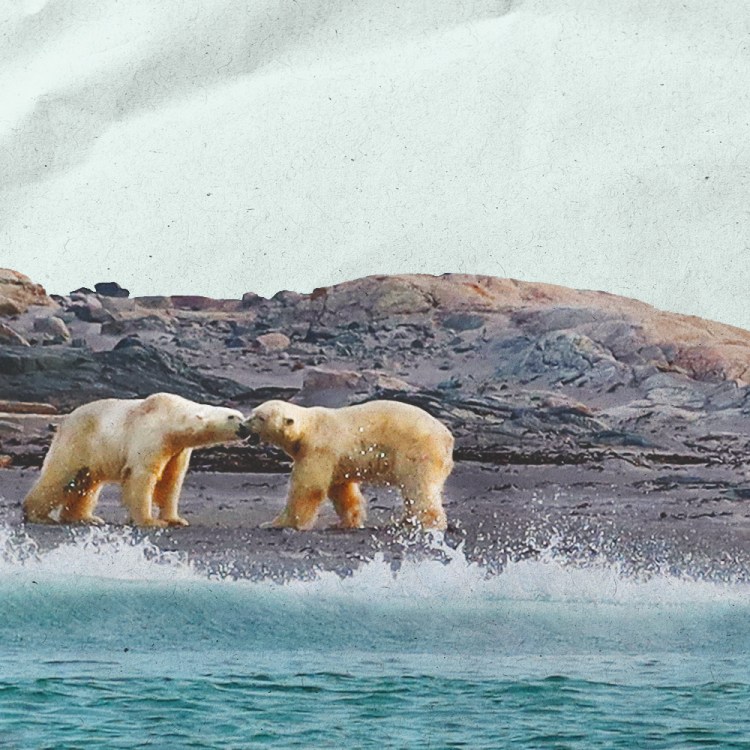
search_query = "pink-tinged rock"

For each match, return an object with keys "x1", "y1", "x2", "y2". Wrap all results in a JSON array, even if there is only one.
[
  {"x1": 68, "y1": 297, "x2": 113, "y2": 324},
  {"x1": 33, "y1": 315, "x2": 71, "y2": 341},
  {"x1": 170, "y1": 296, "x2": 241, "y2": 312},
  {"x1": 255, "y1": 332, "x2": 291, "y2": 353},
  {"x1": 0, "y1": 323, "x2": 29, "y2": 346},
  {"x1": 295, "y1": 367, "x2": 414, "y2": 407},
  {"x1": 367, "y1": 372, "x2": 414, "y2": 392},
  {"x1": 0, "y1": 269, "x2": 53, "y2": 313},
  {"x1": 0, "y1": 401, "x2": 58, "y2": 415},
  {"x1": 302, "y1": 368, "x2": 362, "y2": 391},
  {"x1": 309, "y1": 273, "x2": 750, "y2": 384},
  {"x1": 134, "y1": 296, "x2": 174, "y2": 310},
  {"x1": 0, "y1": 296, "x2": 22, "y2": 316}
]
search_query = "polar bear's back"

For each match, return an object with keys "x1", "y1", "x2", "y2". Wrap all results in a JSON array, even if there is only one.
[
  {"x1": 324, "y1": 400, "x2": 453, "y2": 459},
  {"x1": 45, "y1": 398, "x2": 147, "y2": 473},
  {"x1": 305, "y1": 400, "x2": 454, "y2": 491}
]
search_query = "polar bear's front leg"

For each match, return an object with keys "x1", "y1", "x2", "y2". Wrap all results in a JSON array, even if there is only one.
[
  {"x1": 269, "y1": 460, "x2": 332, "y2": 530},
  {"x1": 153, "y1": 450, "x2": 192, "y2": 527},
  {"x1": 399, "y1": 478, "x2": 448, "y2": 531},
  {"x1": 271, "y1": 487, "x2": 326, "y2": 530},
  {"x1": 121, "y1": 468, "x2": 167, "y2": 528}
]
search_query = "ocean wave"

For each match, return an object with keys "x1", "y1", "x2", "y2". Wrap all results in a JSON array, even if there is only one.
[{"x1": 1, "y1": 523, "x2": 749, "y2": 686}]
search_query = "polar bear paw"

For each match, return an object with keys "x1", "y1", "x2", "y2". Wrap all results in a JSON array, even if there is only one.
[
  {"x1": 132, "y1": 517, "x2": 169, "y2": 528},
  {"x1": 163, "y1": 516, "x2": 190, "y2": 527}
]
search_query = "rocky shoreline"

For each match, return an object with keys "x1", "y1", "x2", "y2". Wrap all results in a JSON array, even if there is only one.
[
  {"x1": 3, "y1": 460, "x2": 750, "y2": 580},
  {"x1": 2, "y1": 268, "x2": 750, "y2": 577}
]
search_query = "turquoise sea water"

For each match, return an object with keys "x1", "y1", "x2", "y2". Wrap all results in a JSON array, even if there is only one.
[{"x1": 1, "y1": 528, "x2": 750, "y2": 748}]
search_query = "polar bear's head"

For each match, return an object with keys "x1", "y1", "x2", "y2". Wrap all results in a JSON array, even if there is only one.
[
  {"x1": 243, "y1": 400, "x2": 305, "y2": 451},
  {"x1": 188, "y1": 404, "x2": 248, "y2": 446},
  {"x1": 137, "y1": 394, "x2": 247, "y2": 448}
]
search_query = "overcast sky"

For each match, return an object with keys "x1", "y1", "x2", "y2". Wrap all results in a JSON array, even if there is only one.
[{"x1": 2, "y1": 0, "x2": 750, "y2": 328}]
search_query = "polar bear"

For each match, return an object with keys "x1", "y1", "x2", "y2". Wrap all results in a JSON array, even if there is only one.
[
  {"x1": 244, "y1": 399, "x2": 454, "y2": 530},
  {"x1": 23, "y1": 393, "x2": 248, "y2": 527}
]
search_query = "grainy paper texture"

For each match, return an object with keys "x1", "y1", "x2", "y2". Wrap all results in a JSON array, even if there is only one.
[
  {"x1": 3, "y1": 0, "x2": 749, "y2": 325},
  {"x1": 3, "y1": 3, "x2": 750, "y2": 748}
]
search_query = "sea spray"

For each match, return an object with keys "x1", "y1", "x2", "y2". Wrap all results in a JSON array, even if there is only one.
[
  {"x1": 0, "y1": 523, "x2": 196, "y2": 582},
  {"x1": 0, "y1": 522, "x2": 749, "y2": 607}
]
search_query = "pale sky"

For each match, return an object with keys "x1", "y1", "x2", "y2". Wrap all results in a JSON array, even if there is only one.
[{"x1": 2, "y1": 0, "x2": 750, "y2": 328}]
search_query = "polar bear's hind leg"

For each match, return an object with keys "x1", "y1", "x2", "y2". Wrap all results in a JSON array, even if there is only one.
[
  {"x1": 23, "y1": 464, "x2": 86, "y2": 523},
  {"x1": 329, "y1": 482, "x2": 367, "y2": 529},
  {"x1": 59, "y1": 467, "x2": 105, "y2": 524}
]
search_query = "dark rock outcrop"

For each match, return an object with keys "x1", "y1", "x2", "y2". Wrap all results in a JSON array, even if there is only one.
[
  {"x1": 95, "y1": 281, "x2": 129, "y2": 298},
  {"x1": 0, "y1": 341, "x2": 246, "y2": 410}
]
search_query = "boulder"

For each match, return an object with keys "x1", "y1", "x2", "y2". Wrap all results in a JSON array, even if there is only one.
[
  {"x1": 0, "y1": 400, "x2": 57, "y2": 415},
  {"x1": 95, "y1": 281, "x2": 129, "y2": 298},
  {"x1": 0, "y1": 269, "x2": 52, "y2": 313},
  {"x1": 295, "y1": 368, "x2": 364, "y2": 406},
  {"x1": 68, "y1": 297, "x2": 113, "y2": 324},
  {"x1": 99, "y1": 296, "x2": 136, "y2": 313},
  {"x1": 0, "y1": 297, "x2": 22, "y2": 316},
  {"x1": 241, "y1": 292, "x2": 265, "y2": 308},
  {"x1": 255, "y1": 332, "x2": 291, "y2": 353},
  {"x1": 0, "y1": 323, "x2": 29, "y2": 347},
  {"x1": 33, "y1": 315, "x2": 71, "y2": 341},
  {"x1": 294, "y1": 367, "x2": 413, "y2": 407},
  {"x1": 271, "y1": 290, "x2": 303, "y2": 306}
]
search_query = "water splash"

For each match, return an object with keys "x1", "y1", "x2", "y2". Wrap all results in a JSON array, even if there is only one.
[
  {"x1": 0, "y1": 524, "x2": 196, "y2": 583},
  {"x1": 0, "y1": 523, "x2": 749, "y2": 609}
]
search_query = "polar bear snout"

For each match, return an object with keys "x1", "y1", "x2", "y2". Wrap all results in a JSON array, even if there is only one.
[
  {"x1": 236, "y1": 421, "x2": 253, "y2": 440},
  {"x1": 240, "y1": 413, "x2": 263, "y2": 443}
]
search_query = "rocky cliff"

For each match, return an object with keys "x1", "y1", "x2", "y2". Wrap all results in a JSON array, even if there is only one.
[{"x1": 1, "y1": 270, "x2": 749, "y2": 471}]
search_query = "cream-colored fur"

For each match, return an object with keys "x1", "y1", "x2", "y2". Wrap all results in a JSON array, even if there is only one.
[
  {"x1": 245, "y1": 400, "x2": 454, "y2": 531},
  {"x1": 23, "y1": 393, "x2": 245, "y2": 527}
]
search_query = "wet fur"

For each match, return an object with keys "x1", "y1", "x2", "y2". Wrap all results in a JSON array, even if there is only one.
[
  {"x1": 23, "y1": 393, "x2": 244, "y2": 527},
  {"x1": 247, "y1": 400, "x2": 454, "y2": 531}
]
